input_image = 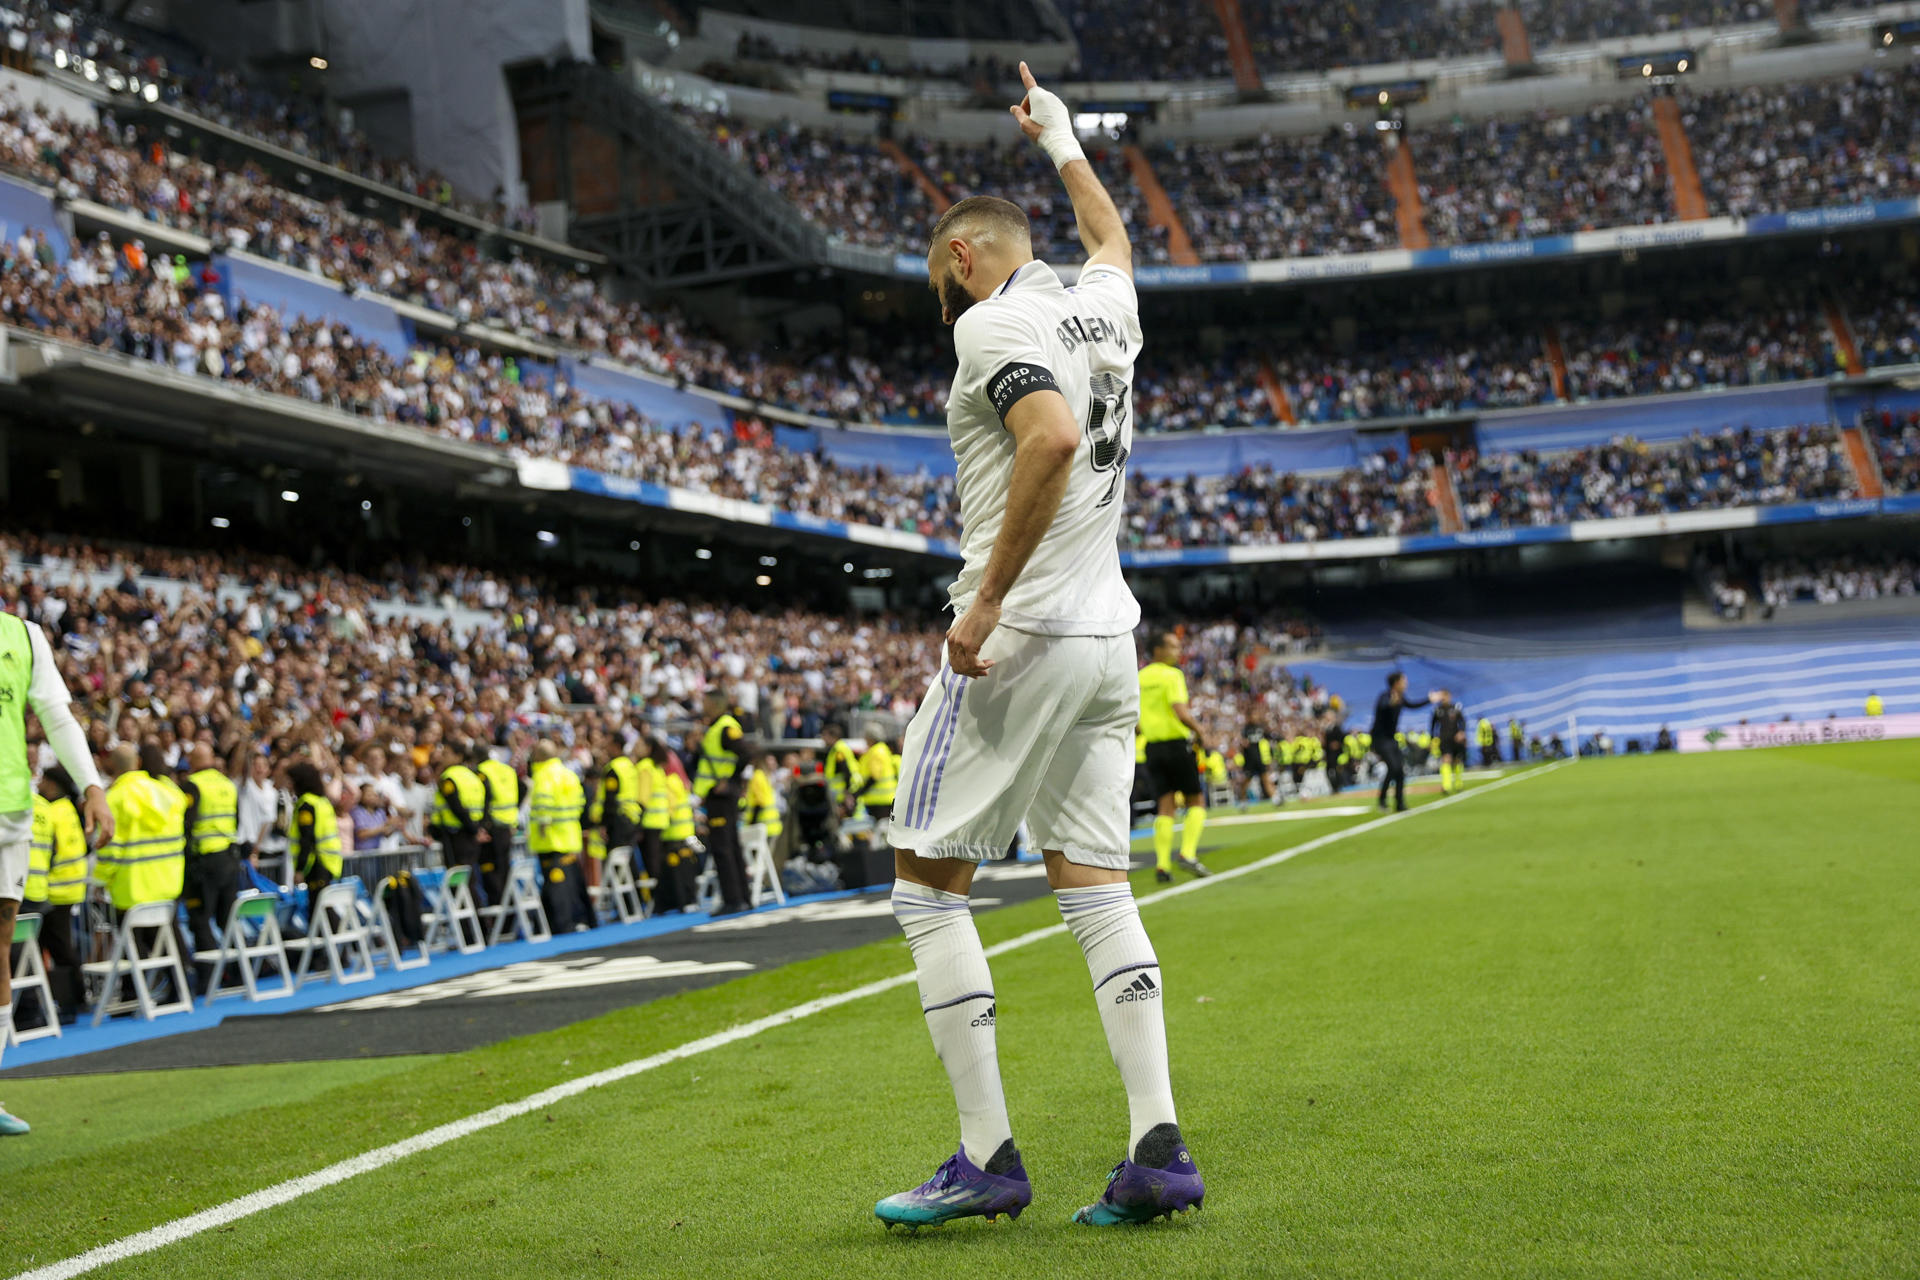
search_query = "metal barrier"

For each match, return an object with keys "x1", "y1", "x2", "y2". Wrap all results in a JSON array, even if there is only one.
[{"x1": 342, "y1": 843, "x2": 441, "y2": 888}]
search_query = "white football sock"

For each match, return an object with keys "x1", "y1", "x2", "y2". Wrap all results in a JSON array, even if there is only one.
[
  {"x1": 0, "y1": 1006, "x2": 11, "y2": 1069},
  {"x1": 892, "y1": 881, "x2": 1012, "y2": 1169},
  {"x1": 1057, "y1": 883, "x2": 1178, "y2": 1157}
]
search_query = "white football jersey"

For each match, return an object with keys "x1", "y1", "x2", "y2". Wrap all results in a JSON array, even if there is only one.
[{"x1": 945, "y1": 261, "x2": 1142, "y2": 637}]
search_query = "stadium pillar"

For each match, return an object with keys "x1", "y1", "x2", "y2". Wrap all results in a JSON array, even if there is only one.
[
  {"x1": 1774, "y1": 0, "x2": 1801, "y2": 30},
  {"x1": 1254, "y1": 362, "x2": 1297, "y2": 426},
  {"x1": 878, "y1": 140, "x2": 951, "y2": 215},
  {"x1": 1841, "y1": 427, "x2": 1886, "y2": 499},
  {"x1": 1497, "y1": 6, "x2": 1533, "y2": 67},
  {"x1": 1208, "y1": 0, "x2": 1265, "y2": 95},
  {"x1": 1651, "y1": 97, "x2": 1710, "y2": 221},
  {"x1": 1121, "y1": 146, "x2": 1200, "y2": 266},
  {"x1": 1430, "y1": 462, "x2": 1465, "y2": 535},
  {"x1": 1384, "y1": 141, "x2": 1431, "y2": 250},
  {"x1": 1543, "y1": 325, "x2": 1570, "y2": 400},
  {"x1": 1822, "y1": 297, "x2": 1863, "y2": 374}
]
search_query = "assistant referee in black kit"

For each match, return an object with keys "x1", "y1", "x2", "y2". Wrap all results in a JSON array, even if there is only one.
[{"x1": 1371, "y1": 671, "x2": 1442, "y2": 813}]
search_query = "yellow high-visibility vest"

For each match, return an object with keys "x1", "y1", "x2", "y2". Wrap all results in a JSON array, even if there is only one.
[
  {"x1": 99, "y1": 771, "x2": 187, "y2": 909},
  {"x1": 477, "y1": 758, "x2": 520, "y2": 826},
  {"x1": 295, "y1": 792, "x2": 343, "y2": 880},
  {"x1": 432, "y1": 765, "x2": 486, "y2": 830},
  {"x1": 743, "y1": 768, "x2": 783, "y2": 836},
  {"x1": 527, "y1": 758, "x2": 584, "y2": 855},
  {"x1": 36, "y1": 793, "x2": 87, "y2": 905},
  {"x1": 27, "y1": 793, "x2": 51, "y2": 901},
  {"x1": 664, "y1": 773, "x2": 695, "y2": 842},
  {"x1": 695, "y1": 715, "x2": 743, "y2": 799},
  {"x1": 605, "y1": 756, "x2": 643, "y2": 826},
  {"x1": 859, "y1": 741, "x2": 897, "y2": 809},
  {"x1": 824, "y1": 740, "x2": 862, "y2": 806},
  {"x1": 637, "y1": 758, "x2": 669, "y2": 830},
  {"x1": 187, "y1": 767, "x2": 238, "y2": 855}
]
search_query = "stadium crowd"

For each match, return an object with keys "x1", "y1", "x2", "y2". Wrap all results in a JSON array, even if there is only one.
[
  {"x1": 1687, "y1": 65, "x2": 1920, "y2": 220},
  {"x1": 12, "y1": 0, "x2": 530, "y2": 228},
  {"x1": 0, "y1": 529, "x2": 949, "y2": 817},
  {"x1": 0, "y1": 223, "x2": 1887, "y2": 550},
  {"x1": 1416, "y1": 102, "x2": 1672, "y2": 244},
  {"x1": 1758, "y1": 553, "x2": 1920, "y2": 609},
  {"x1": 669, "y1": 70, "x2": 1915, "y2": 264},
  {"x1": 1127, "y1": 451, "x2": 1440, "y2": 549},
  {"x1": 0, "y1": 527, "x2": 1345, "y2": 863},
  {"x1": 1865, "y1": 406, "x2": 1920, "y2": 494},
  {"x1": 1054, "y1": 0, "x2": 1867, "y2": 81},
  {"x1": 1451, "y1": 423, "x2": 1856, "y2": 528},
  {"x1": 2, "y1": 65, "x2": 1906, "y2": 439}
]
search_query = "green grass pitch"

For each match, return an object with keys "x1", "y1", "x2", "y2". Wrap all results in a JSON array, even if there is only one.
[{"x1": 3, "y1": 744, "x2": 1917, "y2": 1278}]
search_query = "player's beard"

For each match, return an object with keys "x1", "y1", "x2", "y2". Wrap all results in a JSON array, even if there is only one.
[{"x1": 941, "y1": 274, "x2": 975, "y2": 323}]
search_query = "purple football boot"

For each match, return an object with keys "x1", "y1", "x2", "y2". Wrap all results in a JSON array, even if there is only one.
[
  {"x1": 876, "y1": 1141, "x2": 1032, "y2": 1230},
  {"x1": 1072, "y1": 1123, "x2": 1205, "y2": 1225}
]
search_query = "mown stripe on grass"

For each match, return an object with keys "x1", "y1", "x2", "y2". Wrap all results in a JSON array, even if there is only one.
[{"x1": 14, "y1": 761, "x2": 1568, "y2": 1280}]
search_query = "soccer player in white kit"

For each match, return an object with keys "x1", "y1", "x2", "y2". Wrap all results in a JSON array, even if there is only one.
[
  {"x1": 875, "y1": 64, "x2": 1204, "y2": 1230},
  {"x1": 0, "y1": 611, "x2": 112, "y2": 1134}
]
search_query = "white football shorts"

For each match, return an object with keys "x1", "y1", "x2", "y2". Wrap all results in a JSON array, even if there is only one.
[
  {"x1": 0, "y1": 807, "x2": 30, "y2": 901},
  {"x1": 888, "y1": 628, "x2": 1137, "y2": 870}
]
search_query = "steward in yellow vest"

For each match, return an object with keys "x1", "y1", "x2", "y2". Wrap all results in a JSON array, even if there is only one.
[
  {"x1": 431, "y1": 743, "x2": 487, "y2": 894},
  {"x1": 694, "y1": 691, "x2": 750, "y2": 916},
  {"x1": 98, "y1": 745, "x2": 187, "y2": 911},
  {"x1": 742, "y1": 761, "x2": 784, "y2": 843},
  {"x1": 178, "y1": 744, "x2": 242, "y2": 960},
  {"x1": 603, "y1": 752, "x2": 644, "y2": 846},
  {"x1": 856, "y1": 730, "x2": 897, "y2": 820},
  {"x1": 527, "y1": 743, "x2": 586, "y2": 933},
  {"x1": 1865, "y1": 693, "x2": 1885, "y2": 717},
  {"x1": 285, "y1": 760, "x2": 342, "y2": 894},
  {"x1": 475, "y1": 752, "x2": 519, "y2": 904},
  {"x1": 656, "y1": 767, "x2": 699, "y2": 914},
  {"x1": 29, "y1": 766, "x2": 89, "y2": 1017},
  {"x1": 820, "y1": 721, "x2": 863, "y2": 812}
]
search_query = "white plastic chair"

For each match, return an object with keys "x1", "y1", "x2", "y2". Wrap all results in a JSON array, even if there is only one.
[
  {"x1": 372, "y1": 876, "x2": 431, "y2": 971},
  {"x1": 595, "y1": 846, "x2": 647, "y2": 924},
  {"x1": 288, "y1": 883, "x2": 377, "y2": 988},
  {"x1": 196, "y1": 892, "x2": 294, "y2": 1002},
  {"x1": 481, "y1": 857, "x2": 552, "y2": 946},
  {"x1": 85, "y1": 900, "x2": 194, "y2": 1026},
  {"x1": 740, "y1": 824, "x2": 787, "y2": 909},
  {"x1": 9, "y1": 912, "x2": 60, "y2": 1043},
  {"x1": 422, "y1": 864, "x2": 486, "y2": 955}
]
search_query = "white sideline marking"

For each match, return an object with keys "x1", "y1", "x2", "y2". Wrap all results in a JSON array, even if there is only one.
[
  {"x1": 1199, "y1": 805, "x2": 1373, "y2": 827},
  {"x1": 15, "y1": 761, "x2": 1570, "y2": 1280}
]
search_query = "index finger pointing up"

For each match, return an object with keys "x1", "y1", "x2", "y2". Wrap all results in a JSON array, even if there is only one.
[{"x1": 1019, "y1": 60, "x2": 1037, "y2": 90}]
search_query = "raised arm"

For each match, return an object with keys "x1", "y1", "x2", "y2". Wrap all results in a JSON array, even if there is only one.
[{"x1": 1010, "y1": 61, "x2": 1132, "y2": 278}]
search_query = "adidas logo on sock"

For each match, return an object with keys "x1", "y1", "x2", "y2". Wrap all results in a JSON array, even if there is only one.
[
  {"x1": 970, "y1": 1002, "x2": 996, "y2": 1027},
  {"x1": 1113, "y1": 972, "x2": 1160, "y2": 1004}
]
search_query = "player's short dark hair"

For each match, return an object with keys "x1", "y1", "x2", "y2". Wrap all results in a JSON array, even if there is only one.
[
  {"x1": 1155, "y1": 630, "x2": 1179, "y2": 650},
  {"x1": 822, "y1": 719, "x2": 847, "y2": 737},
  {"x1": 1387, "y1": 671, "x2": 1406, "y2": 688},
  {"x1": 928, "y1": 195, "x2": 1031, "y2": 254}
]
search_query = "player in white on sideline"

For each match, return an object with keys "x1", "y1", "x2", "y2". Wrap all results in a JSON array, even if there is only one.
[
  {"x1": 0, "y1": 611, "x2": 112, "y2": 1134},
  {"x1": 874, "y1": 63, "x2": 1204, "y2": 1231}
]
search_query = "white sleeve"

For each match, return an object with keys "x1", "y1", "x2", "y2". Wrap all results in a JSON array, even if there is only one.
[
  {"x1": 24, "y1": 621, "x2": 104, "y2": 794},
  {"x1": 955, "y1": 308, "x2": 1058, "y2": 423}
]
